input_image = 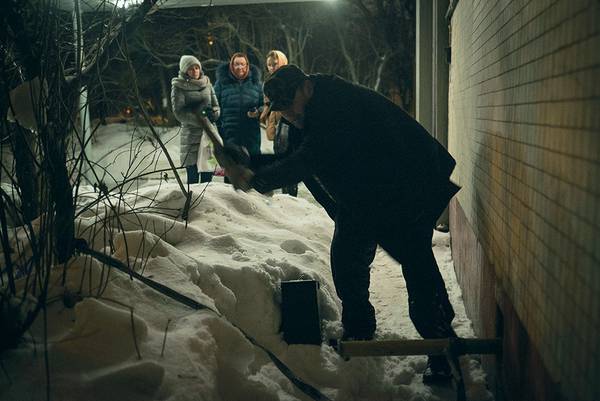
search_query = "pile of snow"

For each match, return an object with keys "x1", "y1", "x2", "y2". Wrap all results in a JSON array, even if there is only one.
[
  {"x1": 0, "y1": 124, "x2": 492, "y2": 401},
  {"x1": 0, "y1": 182, "x2": 491, "y2": 401}
]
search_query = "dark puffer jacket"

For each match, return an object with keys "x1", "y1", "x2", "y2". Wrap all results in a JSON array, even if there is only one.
[
  {"x1": 251, "y1": 74, "x2": 460, "y2": 226},
  {"x1": 214, "y1": 63, "x2": 263, "y2": 155}
]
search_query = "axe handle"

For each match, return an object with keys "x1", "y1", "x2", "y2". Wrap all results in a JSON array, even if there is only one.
[
  {"x1": 196, "y1": 114, "x2": 224, "y2": 151},
  {"x1": 195, "y1": 114, "x2": 237, "y2": 169}
]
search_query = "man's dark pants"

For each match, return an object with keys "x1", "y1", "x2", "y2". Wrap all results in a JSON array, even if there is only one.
[{"x1": 331, "y1": 208, "x2": 455, "y2": 340}]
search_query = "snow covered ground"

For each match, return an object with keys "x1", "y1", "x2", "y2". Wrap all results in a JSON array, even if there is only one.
[{"x1": 0, "y1": 124, "x2": 493, "y2": 401}]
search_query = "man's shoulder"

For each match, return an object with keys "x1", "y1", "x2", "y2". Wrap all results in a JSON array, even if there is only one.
[
  {"x1": 312, "y1": 74, "x2": 376, "y2": 102},
  {"x1": 310, "y1": 73, "x2": 346, "y2": 89}
]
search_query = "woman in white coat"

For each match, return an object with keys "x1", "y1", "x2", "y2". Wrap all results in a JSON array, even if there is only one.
[{"x1": 171, "y1": 55, "x2": 220, "y2": 183}]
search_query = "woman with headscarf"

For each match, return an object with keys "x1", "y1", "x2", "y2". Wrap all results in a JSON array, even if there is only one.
[
  {"x1": 171, "y1": 55, "x2": 220, "y2": 183},
  {"x1": 261, "y1": 50, "x2": 288, "y2": 142},
  {"x1": 259, "y1": 50, "x2": 298, "y2": 196},
  {"x1": 214, "y1": 52, "x2": 263, "y2": 159}
]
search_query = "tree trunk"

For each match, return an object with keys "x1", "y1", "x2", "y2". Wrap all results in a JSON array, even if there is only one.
[
  {"x1": 159, "y1": 67, "x2": 175, "y2": 123},
  {"x1": 11, "y1": 125, "x2": 39, "y2": 223}
]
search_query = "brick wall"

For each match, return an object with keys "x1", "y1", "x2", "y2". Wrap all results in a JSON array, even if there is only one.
[{"x1": 447, "y1": 1, "x2": 600, "y2": 400}]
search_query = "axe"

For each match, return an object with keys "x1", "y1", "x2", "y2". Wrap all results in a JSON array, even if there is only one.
[{"x1": 195, "y1": 112, "x2": 253, "y2": 191}]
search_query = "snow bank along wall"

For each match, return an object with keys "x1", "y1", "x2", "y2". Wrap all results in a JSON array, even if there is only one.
[{"x1": 446, "y1": 1, "x2": 600, "y2": 400}]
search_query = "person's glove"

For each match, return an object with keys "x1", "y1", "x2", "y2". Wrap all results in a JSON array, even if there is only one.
[
  {"x1": 212, "y1": 107, "x2": 220, "y2": 121},
  {"x1": 202, "y1": 107, "x2": 218, "y2": 123}
]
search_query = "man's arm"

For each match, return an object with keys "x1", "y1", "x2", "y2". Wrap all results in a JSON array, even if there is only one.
[
  {"x1": 247, "y1": 148, "x2": 337, "y2": 219},
  {"x1": 303, "y1": 175, "x2": 337, "y2": 220},
  {"x1": 250, "y1": 143, "x2": 313, "y2": 193}
]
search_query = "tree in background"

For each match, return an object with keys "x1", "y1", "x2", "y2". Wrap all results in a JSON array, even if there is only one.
[
  {"x1": 100, "y1": 0, "x2": 415, "y2": 122},
  {"x1": 0, "y1": 0, "x2": 192, "y2": 365},
  {"x1": 343, "y1": 0, "x2": 416, "y2": 111},
  {"x1": 0, "y1": 1, "x2": 415, "y2": 396}
]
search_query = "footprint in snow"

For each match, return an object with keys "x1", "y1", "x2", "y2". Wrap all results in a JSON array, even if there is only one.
[
  {"x1": 223, "y1": 193, "x2": 256, "y2": 215},
  {"x1": 232, "y1": 251, "x2": 251, "y2": 262},
  {"x1": 280, "y1": 239, "x2": 312, "y2": 255},
  {"x1": 208, "y1": 234, "x2": 241, "y2": 253}
]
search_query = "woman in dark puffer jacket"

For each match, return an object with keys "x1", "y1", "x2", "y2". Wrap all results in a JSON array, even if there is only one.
[{"x1": 214, "y1": 53, "x2": 263, "y2": 157}]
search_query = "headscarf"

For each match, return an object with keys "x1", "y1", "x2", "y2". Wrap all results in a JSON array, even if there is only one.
[
  {"x1": 266, "y1": 50, "x2": 289, "y2": 70},
  {"x1": 261, "y1": 50, "x2": 289, "y2": 122}
]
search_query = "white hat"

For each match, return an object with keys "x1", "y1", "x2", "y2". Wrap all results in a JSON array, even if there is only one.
[{"x1": 179, "y1": 55, "x2": 202, "y2": 74}]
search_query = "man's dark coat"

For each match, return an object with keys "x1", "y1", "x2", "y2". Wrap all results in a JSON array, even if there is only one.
[{"x1": 252, "y1": 74, "x2": 459, "y2": 227}]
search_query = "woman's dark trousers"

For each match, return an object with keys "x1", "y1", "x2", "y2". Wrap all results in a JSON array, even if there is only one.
[
  {"x1": 187, "y1": 165, "x2": 213, "y2": 184},
  {"x1": 186, "y1": 165, "x2": 199, "y2": 184}
]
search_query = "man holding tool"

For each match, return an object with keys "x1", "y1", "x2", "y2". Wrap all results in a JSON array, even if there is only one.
[{"x1": 214, "y1": 65, "x2": 460, "y2": 383}]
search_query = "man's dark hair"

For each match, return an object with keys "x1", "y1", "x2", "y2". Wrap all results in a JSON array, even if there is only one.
[{"x1": 263, "y1": 65, "x2": 308, "y2": 111}]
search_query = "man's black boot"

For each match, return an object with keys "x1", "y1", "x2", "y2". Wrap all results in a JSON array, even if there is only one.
[
  {"x1": 422, "y1": 355, "x2": 452, "y2": 384},
  {"x1": 341, "y1": 331, "x2": 374, "y2": 341}
]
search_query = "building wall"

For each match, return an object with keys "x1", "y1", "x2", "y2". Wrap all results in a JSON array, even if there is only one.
[{"x1": 447, "y1": 1, "x2": 600, "y2": 400}]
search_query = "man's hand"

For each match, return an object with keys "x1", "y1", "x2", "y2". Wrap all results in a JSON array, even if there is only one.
[
  {"x1": 226, "y1": 164, "x2": 254, "y2": 192},
  {"x1": 213, "y1": 144, "x2": 254, "y2": 191},
  {"x1": 214, "y1": 144, "x2": 250, "y2": 167},
  {"x1": 247, "y1": 107, "x2": 260, "y2": 119}
]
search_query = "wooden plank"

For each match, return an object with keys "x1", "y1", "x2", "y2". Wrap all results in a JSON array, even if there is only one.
[{"x1": 338, "y1": 338, "x2": 501, "y2": 358}]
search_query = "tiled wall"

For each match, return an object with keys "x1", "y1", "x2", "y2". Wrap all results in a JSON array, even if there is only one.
[{"x1": 447, "y1": 1, "x2": 600, "y2": 400}]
